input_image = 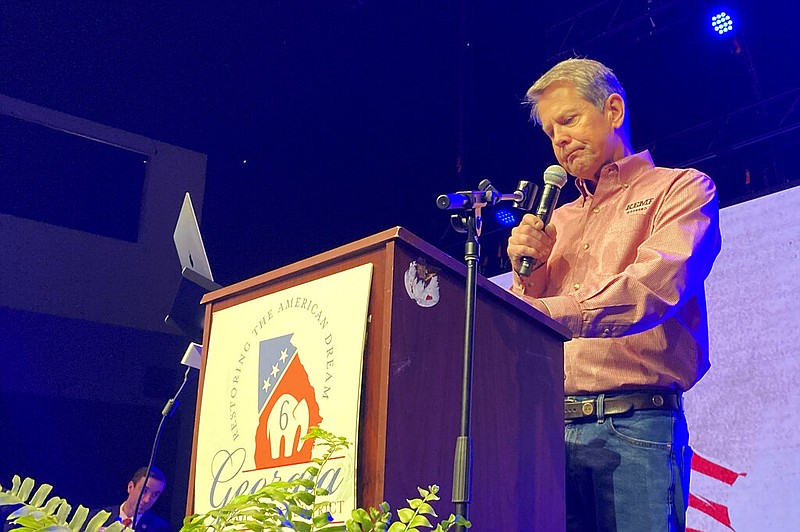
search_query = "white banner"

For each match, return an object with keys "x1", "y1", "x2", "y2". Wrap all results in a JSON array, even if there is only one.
[
  {"x1": 686, "y1": 185, "x2": 800, "y2": 531},
  {"x1": 193, "y1": 263, "x2": 374, "y2": 524}
]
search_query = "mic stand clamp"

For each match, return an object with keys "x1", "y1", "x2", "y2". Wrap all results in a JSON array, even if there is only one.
[{"x1": 436, "y1": 179, "x2": 537, "y2": 530}]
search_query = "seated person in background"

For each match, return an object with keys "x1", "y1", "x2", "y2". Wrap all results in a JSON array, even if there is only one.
[{"x1": 98, "y1": 466, "x2": 169, "y2": 531}]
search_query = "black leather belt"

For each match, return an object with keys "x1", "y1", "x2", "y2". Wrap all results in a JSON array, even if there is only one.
[{"x1": 565, "y1": 392, "x2": 682, "y2": 422}]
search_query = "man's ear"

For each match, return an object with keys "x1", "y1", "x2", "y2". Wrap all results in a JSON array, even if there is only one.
[
  {"x1": 605, "y1": 93, "x2": 626, "y2": 130},
  {"x1": 127, "y1": 481, "x2": 135, "y2": 494}
]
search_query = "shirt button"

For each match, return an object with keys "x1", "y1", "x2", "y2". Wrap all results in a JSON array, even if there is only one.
[
  {"x1": 573, "y1": 283, "x2": 580, "y2": 290},
  {"x1": 602, "y1": 328, "x2": 611, "y2": 336},
  {"x1": 592, "y1": 207, "x2": 600, "y2": 214},
  {"x1": 582, "y1": 243, "x2": 589, "y2": 250},
  {"x1": 622, "y1": 183, "x2": 629, "y2": 189}
]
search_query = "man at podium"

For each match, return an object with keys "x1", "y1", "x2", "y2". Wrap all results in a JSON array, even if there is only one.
[{"x1": 506, "y1": 58, "x2": 721, "y2": 531}]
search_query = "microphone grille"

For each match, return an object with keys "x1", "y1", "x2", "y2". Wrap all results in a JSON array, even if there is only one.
[{"x1": 543, "y1": 165, "x2": 568, "y2": 188}]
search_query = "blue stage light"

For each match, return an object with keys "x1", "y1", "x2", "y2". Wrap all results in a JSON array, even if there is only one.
[
  {"x1": 711, "y1": 11, "x2": 734, "y2": 35},
  {"x1": 495, "y1": 209, "x2": 517, "y2": 227}
]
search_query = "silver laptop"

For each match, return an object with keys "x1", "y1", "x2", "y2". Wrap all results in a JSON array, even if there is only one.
[{"x1": 173, "y1": 192, "x2": 214, "y2": 282}]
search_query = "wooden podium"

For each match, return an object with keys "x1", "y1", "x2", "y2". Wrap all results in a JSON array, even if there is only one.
[{"x1": 189, "y1": 227, "x2": 569, "y2": 530}]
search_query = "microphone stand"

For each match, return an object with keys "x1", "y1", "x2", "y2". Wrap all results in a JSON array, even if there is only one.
[
  {"x1": 131, "y1": 267, "x2": 219, "y2": 528},
  {"x1": 132, "y1": 365, "x2": 194, "y2": 527},
  {"x1": 132, "y1": 343, "x2": 203, "y2": 528},
  {"x1": 436, "y1": 180, "x2": 536, "y2": 530}
]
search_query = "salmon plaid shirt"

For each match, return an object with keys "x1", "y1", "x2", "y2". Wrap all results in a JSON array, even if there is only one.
[{"x1": 513, "y1": 151, "x2": 721, "y2": 394}]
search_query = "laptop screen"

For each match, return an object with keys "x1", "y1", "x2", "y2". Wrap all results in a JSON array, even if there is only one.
[{"x1": 173, "y1": 192, "x2": 214, "y2": 282}]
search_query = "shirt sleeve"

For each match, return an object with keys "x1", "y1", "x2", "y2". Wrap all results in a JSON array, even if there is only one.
[
  {"x1": 539, "y1": 170, "x2": 721, "y2": 338},
  {"x1": 510, "y1": 260, "x2": 549, "y2": 298}
]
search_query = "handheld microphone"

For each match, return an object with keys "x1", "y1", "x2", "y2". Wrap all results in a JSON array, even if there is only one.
[{"x1": 518, "y1": 164, "x2": 568, "y2": 277}]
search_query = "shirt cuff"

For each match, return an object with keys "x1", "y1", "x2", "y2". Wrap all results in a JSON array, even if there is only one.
[{"x1": 538, "y1": 295, "x2": 583, "y2": 338}]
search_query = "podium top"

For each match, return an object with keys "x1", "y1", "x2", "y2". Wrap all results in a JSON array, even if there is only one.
[{"x1": 202, "y1": 226, "x2": 570, "y2": 340}]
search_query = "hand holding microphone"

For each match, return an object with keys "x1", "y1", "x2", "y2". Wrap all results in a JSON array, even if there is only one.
[{"x1": 510, "y1": 164, "x2": 568, "y2": 277}]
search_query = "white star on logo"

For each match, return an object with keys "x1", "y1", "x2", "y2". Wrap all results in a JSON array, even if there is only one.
[
  {"x1": 262, "y1": 378, "x2": 272, "y2": 393},
  {"x1": 279, "y1": 349, "x2": 290, "y2": 363},
  {"x1": 271, "y1": 364, "x2": 280, "y2": 378}
]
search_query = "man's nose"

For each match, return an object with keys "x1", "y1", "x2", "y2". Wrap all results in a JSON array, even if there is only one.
[{"x1": 552, "y1": 125, "x2": 570, "y2": 147}]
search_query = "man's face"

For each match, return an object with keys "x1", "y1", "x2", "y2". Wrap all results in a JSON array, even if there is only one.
[
  {"x1": 125, "y1": 476, "x2": 165, "y2": 514},
  {"x1": 536, "y1": 81, "x2": 623, "y2": 181}
]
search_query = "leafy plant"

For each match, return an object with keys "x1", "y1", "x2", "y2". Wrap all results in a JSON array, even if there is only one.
[
  {"x1": 180, "y1": 427, "x2": 350, "y2": 531},
  {"x1": 0, "y1": 475, "x2": 128, "y2": 532},
  {"x1": 182, "y1": 427, "x2": 469, "y2": 532},
  {"x1": 3, "y1": 427, "x2": 469, "y2": 532},
  {"x1": 347, "y1": 485, "x2": 468, "y2": 532}
]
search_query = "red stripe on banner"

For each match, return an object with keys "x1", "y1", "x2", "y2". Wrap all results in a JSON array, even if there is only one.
[
  {"x1": 691, "y1": 452, "x2": 746, "y2": 485},
  {"x1": 689, "y1": 493, "x2": 735, "y2": 530}
]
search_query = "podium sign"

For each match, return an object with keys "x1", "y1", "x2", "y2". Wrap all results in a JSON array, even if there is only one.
[
  {"x1": 188, "y1": 228, "x2": 568, "y2": 530},
  {"x1": 193, "y1": 264, "x2": 373, "y2": 522}
]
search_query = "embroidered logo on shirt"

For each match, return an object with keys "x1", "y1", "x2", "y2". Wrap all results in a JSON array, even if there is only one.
[{"x1": 624, "y1": 197, "x2": 654, "y2": 214}]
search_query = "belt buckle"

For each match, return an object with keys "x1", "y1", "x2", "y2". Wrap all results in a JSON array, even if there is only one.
[{"x1": 565, "y1": 397, "x2": 599, "y2": 422}]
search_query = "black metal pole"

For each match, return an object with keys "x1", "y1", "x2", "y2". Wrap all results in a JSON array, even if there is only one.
[
  {"x1": 452, "y1": 210, "x2": 480, "y2": 530},
  {"x1": 438, "y1": 179, "x2": 535, "y2": 530},
  {"x1": 133, "y1": 366, "x2": 193, "y2": 527}
]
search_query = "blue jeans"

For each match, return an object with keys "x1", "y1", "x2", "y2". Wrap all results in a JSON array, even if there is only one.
[{"x1": 564, "y1": 398, "x2": 691, "y2": 532}]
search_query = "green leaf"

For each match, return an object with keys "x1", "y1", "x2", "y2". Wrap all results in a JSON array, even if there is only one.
[
  {"x1": 295, "y1": 478, "x2": 315, "y2": 490},
  {"x1": 28, "y1": 484, "x2": 54, "y2": 507},
  {"x1": 54, "y1": 501, "x2": 72, "y2": 523},
  {"x1": 17, "y1": 478, "x2": 35, "y2": 502},
  {"x1": 10, "y1": 476, "x2": 22, "y2": 496},
  {"x1": 312, "y1": 513, "x2": 334, "y2": 527},
  {"x1": 349, "y1": 508, "x2": 374, "y2": 531},
  {"x1": 0, "y1": 492, "x2": 23, "y2": 506},
  {"x1": 66, "y1": 505, "x2": 89, "y2": 529},
  {"x1": 346, "y1": 521, "x2": 363, "y2": 532},
  {"x1": 408, "y1": 515, "x2": 432, "y2": 528},
  {"x1": 416, "y1": 503, "x2": 436, "y2": 517},
  {"x1": 294, "y1": 491, "x2": 315, "y2": 505},
  {"x1": 293, "y1": 521, "x2": 312, "y2": 532},
  {"x1": 86, "y1": 509, "x2": 113, "y2": 531},
  {"x1": 8, "y1": 505, "x2": 35, "y2": 520},
  {"x1": 287, "y1": 504, "x2": 311, "y2": 519},
  {"x1": 396, "y1": 508, "x2": 414, "y2": 524}
]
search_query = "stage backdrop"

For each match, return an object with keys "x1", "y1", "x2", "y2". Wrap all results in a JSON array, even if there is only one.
[{"x1": 686, "y1": 184, "x2": 800, "y2": 531}]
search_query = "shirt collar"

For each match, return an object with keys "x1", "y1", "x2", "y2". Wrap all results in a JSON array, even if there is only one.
[
  {"x1": 119, "y1": 504, "x2": 144, "y2": 520},
  {"x1": 573, "y1": 150, "x2": 655, "y2": 200}
]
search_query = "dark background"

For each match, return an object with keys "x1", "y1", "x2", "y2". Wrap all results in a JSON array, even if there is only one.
[{"x1": 2, "y1": 0, "x2": 799, "y2": 528}]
